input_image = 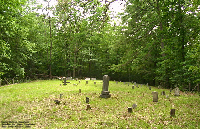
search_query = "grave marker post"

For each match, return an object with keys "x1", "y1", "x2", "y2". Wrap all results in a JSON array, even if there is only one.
[
  {"x1": 152, "y1": 91, "x2": 158, "y2": 102},
  {"x1": 100, "y1": 75, "x2": 111, "y2": 98}
]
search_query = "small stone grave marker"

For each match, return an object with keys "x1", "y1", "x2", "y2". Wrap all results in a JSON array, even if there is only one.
[
  {"x1": 152, "y1": 91, "x2": 158, "y2": 102},
  {"x1": 75, "y1": 78, "x2": 78, "y2": 81},
  {"x1": 86, "y1": 97, "x2": 89, "y2": 103},
  {"x1": 174, "y1": 87, "x2": 180, "y2": 96},
  {"x1": 79, "y1": 80, "x2": 81, "y2": 83},
  {"x1": 79, "y1": 89, "x2": 81, "y2": 93},
  {"x1": 85, "y1": 78, "x2": 90, "y2": 80},
  {"x1": 147, "y1": 83, "x2": 148, "y2": 87},
  {"x1": 128, "y1": 107, "x2": 133, "y2": 113},
  {"x1": 161, "y1": 91, "x2": 165, "y2": 95},
  {"x1": 158, "y1": 86, "x2": 160, "y2": 89},
  {"x1": 149, "y1": 86, "x2": 151, "y2": 90},
  {"x1": 116, "y1": 81, "x2": 118, "y2": 84},
  {"x1": 128, "y1": 83, "x2": 129, "y2": 86},
  {"x1": 134, "y1": 82, "x2": 136, "y2": 86},
  {"x1": 100, "y1": 75, "x2": 111, "y2": 98},
  {"x1": 170, "y1": 109, "x2": 175, "y2": 117},
  {"x1": 86, "y1": 81, "x2": 88, "y2": 84},
  {"x1": 132, "y1": 104, "x2": 137, "y2": 109},
  {"x1": 60, "y1": 94, "x2": 63, "y2": 99},
  {"x1": 91, "y1": 78, "x2": 96, "y2": 80},
  {"x1": 86, "y1": 104, "x2": 91, "y2": 110},
  {"x1": 132, "y1": 86, "x2": 134, "y2": 89},
  {"x1": 63, "y1": 77, "x2": 70, "y2": 85},
  {"x1": 54, "y1": 100, "x2": 60, "y2": 105},
  {"x1": 94, "y1": 82, "x2": 96, "y2": 84}
]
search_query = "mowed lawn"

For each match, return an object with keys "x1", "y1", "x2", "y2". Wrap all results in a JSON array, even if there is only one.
[{"x1": 0, "y1": 80, "x2": 200, "y2": 128}]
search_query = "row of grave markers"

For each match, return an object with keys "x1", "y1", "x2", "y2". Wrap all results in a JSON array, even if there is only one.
[{"x1": 57, "y1": 75, "x2": 182, "y2": 117}]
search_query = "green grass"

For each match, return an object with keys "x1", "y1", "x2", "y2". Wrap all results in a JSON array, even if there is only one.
[{"x1": 0, "y1": 80, "x2": 200, "y2": 128}]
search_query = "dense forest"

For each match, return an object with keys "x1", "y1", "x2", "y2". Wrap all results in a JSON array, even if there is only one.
[{"x1": 0, "y1": 0, "x2": 200, "y2": 90}]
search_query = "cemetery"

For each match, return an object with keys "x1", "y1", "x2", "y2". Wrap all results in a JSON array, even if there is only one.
[
  {"x1": 1, "y1": 0, "x2": 200, "y2": 128},
  {"x1": 0, "y1": 76, "x2": 199, "y2": 128}
]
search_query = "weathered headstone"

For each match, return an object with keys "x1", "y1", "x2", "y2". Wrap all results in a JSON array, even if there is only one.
[
  {"x1": 136, "y1": 84, "x2": 139, "y2": 88},
  {"x1": 134, "y1": 82, "x2": 136, "y2": 86},
  {"x1": 79, "y1": 89, "x2": 81, "y2": 93},
  {"x1": 170, "y1": 109, "x2": 175, "y2": 117},
  {"x1": 86, "y1": 97, "x2": 89, "y2": 103},
  {"x1": 128, "y1": 83, "x2": 129, "y2": 86},
  {"x1": 128, "y1": 107, "x2": 133, "y2": 113},
  {"x1": 60, "y1": 94, "x2": 63, "y2": 99},
  {"x1": 170, "y1": 88, "x2": 172, "y2": 93},
  {"x1": 116, "y1": 81, "x2": 118, "y2": 84},
  {"x1": 86, "y1": 104, "x2": 91, "y2": 110},
  {"x1": 63, "y1": 77, "x2": 70, "y2": 85},
  {"x1": 79, "y1": 80, "x2": 81, "y2": 83},
  {"x1": 12, "y1": 78, "x2": 14, "y2": 84},
  {"x1": 132, "y1": 86, "x2": 134, "y2": 89},
  {"x1": 86, "y1": 81, "x2": 88, "y2": 84},
  {"x1": 147, "y1": 83, "x2": 148, "y2": 87},
  {"x1": 174, "y1": 87, "x2": 180, "y2": 96},
  {"x1": 132, "y1": 104, "x2": 137, "y2": 109},
  {"x1": 75, "y1": 78, "x2": 78, "y2": 81},
  {"x1": 152, "y1": 91, "x2": 158, "y2": 102},
  {"x1": 161, "y1": 91, "x2": 165, "y2": 95},
  {"x1": 149, "y1": 86, "x2": 151, "y2": 90},
  {"x1": 100, "y1": 75, "x2": 111, "y2": 98},
  {"x1": 54, "y1": 100, "x2": 60, "y2": 105},
  {"x1": 158, "y1": 86, "x2": 160, "y2": 89},
  {"x1": 91, "y1": 78, "x2": 96, "y2": 80},
  {"x1": 94, "y1": 82, "x2": 96, "y2": 85}
]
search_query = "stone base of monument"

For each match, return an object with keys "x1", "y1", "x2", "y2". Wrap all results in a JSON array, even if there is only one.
[{"x1": 100, "y1": 91, "x2": 111, "y2": 98}]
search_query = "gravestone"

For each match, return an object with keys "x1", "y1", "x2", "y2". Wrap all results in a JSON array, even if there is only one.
[
  {"x1": 158, "y1": 86, "x2": 160, "y2": 89},
  {"x1": 12, "y1": 78, "x2": 14, "y2": 84},
  {"x1": 91, "y1": 78, "x2": 96, "y2": 80},
  {"x1": 174, "y1": 87, "x2": 180, "y2": 96},
  {"x1": 116, "y1": 81, "x2": 118, "y2": 84},
  {"x1": 79, "y1": 80, "x2": 81, "y2": 83},
  {"x1": 170, "y1": 88, "x2": 172, "y2": 93},
  {"x1": 60, "y1": 94, "x2": 63, "y2": 99},
  {"x1": 86, "y1": 81, "x2": 88, "y2": 84},
  {"x1": 136, "y1": 84, "x2": 139, "y2": 88},
  {"x1": 132, "y1": 104, "x2": 137, "y2": 109},
  {"x1": 54, "y1": 100, "x2": 60, "y2": 105},
  {"x1": 128, "y1": 83, "x2": 129, "y2": 86},
  {"x1": 134, "y1": 82, "x2": 136, "y2": 86},
  {"x1": 147, "y1": 83, "x2": 148, "y2": 87},
  {"x1": 161, "y1": 91, "x2": 165, "y2": 95},
  {"x1": 149, "y1": 86, "x2": 151, "y2": 90},
  {"x1": 100, "y1": 75, "x2": 111, "y2": 98},
  {"x1": 86, "y1": 97, "x2": 89, "y2": 103},
  {"x1": 85, "y1": 78, "x2": 90, "y2": 80},
  {"x1": 75, "y1": 78, "x2": 78, "y2": 81},
  {"x1": 63, "y1": 77, "x2": 70, "y2": 85},
  {"x1": 79, "y1": 89, "x2": 81, "y2": 93},
  {"x1": 170, "y1": 109, "x2": 175, "y2": 117},
  {"x1": 132, "y1": 86, "x2": 134, "y2": 89},
  {"x1": 128, "y1": 107, "x2": 133, "y2": 113},
  {"x1": 86, "y1": 104, "x2": 91, "y2": 110},
  {"x1": 152, "y1": 91, "x2": 158, "y2": 102},
  {"x1": 0, "y1": 79, "x2": 1, "y2": 86},
  {"x1": 94, "y1": 82, "x2": 96, "y2": 85}
]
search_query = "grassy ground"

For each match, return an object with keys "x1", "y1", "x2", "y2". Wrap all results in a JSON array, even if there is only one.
[{"x1": 0, "y1": 80, "x2": 200, "y2": 128}]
